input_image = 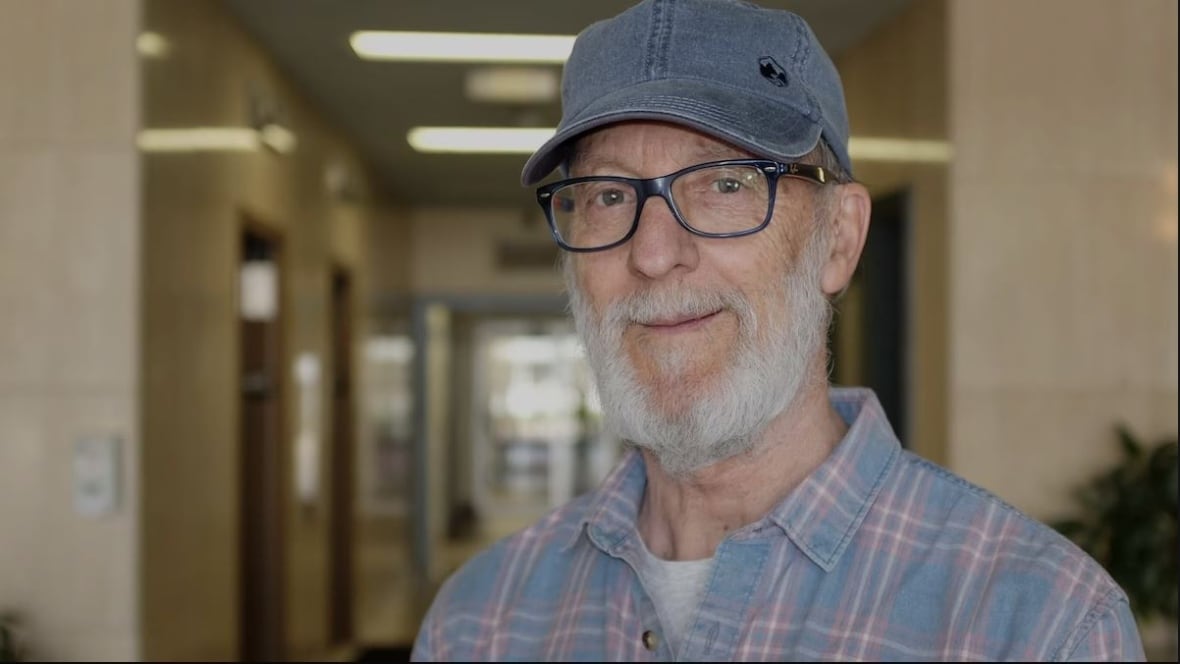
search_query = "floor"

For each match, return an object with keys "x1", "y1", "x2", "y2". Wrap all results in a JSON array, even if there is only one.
[
  {"x1": 351, "y1": 512, "x2": 515, "y2": 654},
  {"x1": 353, "y1": 645, "x2": 413, "y2": 662}
]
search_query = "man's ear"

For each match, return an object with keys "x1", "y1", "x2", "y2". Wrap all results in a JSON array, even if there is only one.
[{"x1": 821, "y1": 182, "x2": 872, "y2": 297}]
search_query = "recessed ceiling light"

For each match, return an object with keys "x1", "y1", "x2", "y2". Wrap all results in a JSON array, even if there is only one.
[
  {"x1": 350, "y1": 31, "x2": 575, "y2": 64},
  {"x1": 407, "y1": 127, "x2": 555, "y2": 154},
  {"x1": 465, "y1": 67, "x2": 559, "y2": 104}
]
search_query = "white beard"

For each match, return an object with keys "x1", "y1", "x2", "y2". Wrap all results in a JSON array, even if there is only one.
[{"x1": 566, "y1": 225, "x2": 833, "y2": 479}]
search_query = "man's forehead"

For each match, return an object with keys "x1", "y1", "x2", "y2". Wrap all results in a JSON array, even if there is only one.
[{"x1": 570, "y1": 121, "x2": 756, "y2": 171}]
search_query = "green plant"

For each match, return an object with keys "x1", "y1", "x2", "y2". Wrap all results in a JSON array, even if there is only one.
[
  {"x1": 0, "y1": 611, "x2": 19, "y2": 662},
  {"x1": 1052, "y1": 425, "x2": 1178, "y2": 622}
]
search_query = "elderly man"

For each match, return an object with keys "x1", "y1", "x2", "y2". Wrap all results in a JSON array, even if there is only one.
[{"x1": 412, "y1": 0, "x2": 1145, "y2": 660}]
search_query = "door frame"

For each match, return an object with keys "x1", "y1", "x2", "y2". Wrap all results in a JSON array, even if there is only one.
[
  {"x1": 409, "y1": 293, "x2": 568, "y2": 605},
  {"x1": 327, "y1": 263, "x2": 356, "y2": 647}
]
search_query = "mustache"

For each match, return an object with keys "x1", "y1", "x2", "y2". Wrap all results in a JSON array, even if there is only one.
[{"x1": 596, "y1": 285, "x2": 753, "y2": 329}]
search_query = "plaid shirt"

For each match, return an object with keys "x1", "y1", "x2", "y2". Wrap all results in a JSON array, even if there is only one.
[{"x1": 413, "y1": 388, "x2": 1144, "y2": 661}]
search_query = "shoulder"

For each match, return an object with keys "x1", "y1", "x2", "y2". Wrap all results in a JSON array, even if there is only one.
[
  {"x1": 885, "y1": 451, "x2": 1085, "y2": 557},
  {"x1": 443, "y1": 490, "x2": 596, "y2": 600},
  {"x1": 883, "y1": 450, "x2": 1111, "y2": 582},
  {"x1": 413, "y1": 491, "x2": 600, "y2": 658},
  {"x1": 874, "y1": 452, "x2": 1140, "y2": 659}
]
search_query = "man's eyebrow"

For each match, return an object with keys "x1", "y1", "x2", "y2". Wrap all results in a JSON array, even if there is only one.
[
  {"x1": 567, "y1": 150, "x2": 601, "y2": 173},
  {"x1": 695, "y1": 141, "x2": 750, "y2": 162},
  {"x1": 567, "y1": 151, "x2": 639, "y2": 176}
]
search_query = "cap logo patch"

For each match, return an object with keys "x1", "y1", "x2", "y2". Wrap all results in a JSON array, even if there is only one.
[{"x1": 758, "y1": 56, "x2": 788, "y2": 87}]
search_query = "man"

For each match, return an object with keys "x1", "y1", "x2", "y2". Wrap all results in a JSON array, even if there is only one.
[{"x1": 413, "y1": 0, "x2": 1145, "y2": 660}]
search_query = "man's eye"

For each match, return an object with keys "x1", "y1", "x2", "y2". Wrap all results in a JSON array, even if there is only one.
[
  {"x1": 712, "y1": 178, "x2": 743, "y2": 194},
  {"x1": 595, "y1": 189, "x2": 627, "y2": 206}
]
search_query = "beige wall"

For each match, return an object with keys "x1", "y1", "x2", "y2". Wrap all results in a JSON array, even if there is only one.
[
  {"x1": 139, "y1": 0, "x2": 398, "y2": 659},
  {"x1": 835, "y1": 0, "x2": 949, "y2": 465},
  {"x1": 409, "y1": 206, "x2": 564, "y2": 296},
  {"x1": 0, "y1": 0, "x2": 142, "y2": 660},
  {"x1": 947, "y1": 0, "x2": 1178, "y2": 519}
]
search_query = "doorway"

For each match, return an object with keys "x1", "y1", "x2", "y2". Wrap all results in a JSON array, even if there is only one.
[
  {"x1": 328, "y1": 267, "x2": 356, "y2": 647},
  {"x1": 831, "y1": 189, "x2": 910, "y2": 442},
  {"x1": 409, "y1": 295, "x2": 616, "y2": 596},
  {"x1": 238, "y1": 224, "x2": 287, "y2": 661}
]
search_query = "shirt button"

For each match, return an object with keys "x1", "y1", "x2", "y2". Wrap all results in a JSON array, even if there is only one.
[{"x1": 642, "y1": 629, "x2": 659, "y2": 651}]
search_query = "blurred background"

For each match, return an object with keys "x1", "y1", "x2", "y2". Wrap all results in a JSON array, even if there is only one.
[{"x1": 0, "y1": 0, "x2": 1175, "y2": 661}]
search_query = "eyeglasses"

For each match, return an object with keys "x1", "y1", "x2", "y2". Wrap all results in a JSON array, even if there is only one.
[{"x1": 535, "y1": 159, "x2": 833, "y2": 253}]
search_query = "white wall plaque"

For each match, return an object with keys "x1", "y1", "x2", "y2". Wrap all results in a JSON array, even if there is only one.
[{"x1": 73, "y1": 436, "x2": 120, "y2": 517}]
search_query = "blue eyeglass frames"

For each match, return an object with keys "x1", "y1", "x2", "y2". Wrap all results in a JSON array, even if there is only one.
[{"x1": 535, "y1": 159, "x2": 833, "y2": 252}]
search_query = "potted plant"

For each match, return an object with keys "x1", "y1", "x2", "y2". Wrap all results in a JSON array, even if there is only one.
[
  {"x1": 0, "y1": 611, "x2": 21, "y2": 662},
  {"x1": 1052, "y1": 424, "x2": 1178, "y2": 660}
]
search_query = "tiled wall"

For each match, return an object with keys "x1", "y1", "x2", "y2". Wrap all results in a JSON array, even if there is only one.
[
  {"x1": 947, "y1": 0, "x2": 1178, "y2": 518},
  {"x1": 0, "y1": 0, "x2": 142, "y2": 659},
  {"x1": 139, "y1": 0, "x2": 400, "y2": 659}
]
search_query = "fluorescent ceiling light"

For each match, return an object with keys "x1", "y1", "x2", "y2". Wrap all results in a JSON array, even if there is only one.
[
  {"x1": 465, "y1": 67, "x2": 559, "y2": 104},
  {"x1": 138, "y1": 126, "x2": 297, "y2": 154},
  {"x1": 408, "y1": 127, "x2": 555, "y2": 154},
  {"x1": 407, "y1": 128, "x2": 952, "y2": 161},
  {"x1": 350, "y1": 31, "x2": 575, "y2": 64},
  {"x1": 848, "y1": 137, "x2": 952, "y2": 163}
]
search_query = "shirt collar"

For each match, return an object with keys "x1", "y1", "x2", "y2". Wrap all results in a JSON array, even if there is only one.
[
  {"x1": 563, "y1": 444, "x2": 648, "y2": 554},
  {"x1": 766, "y1": 387, "x2": 901, "y2": 571},
  {"x1": 568, "y1": 387, "x2": 901, "y2": 571}
]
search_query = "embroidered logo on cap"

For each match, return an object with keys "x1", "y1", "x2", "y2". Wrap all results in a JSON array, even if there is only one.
[{"x1": 758, "y1": 56, "x2": 788, "y2": 87}]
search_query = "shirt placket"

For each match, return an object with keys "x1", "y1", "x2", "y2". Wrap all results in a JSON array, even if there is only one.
[
  {"x1": 594, "y1": 529, "x2": 678, "y2": 661},
  {"x1": 628, "y1": 574, "x2": 676, "y2": 661},
  {"x1": 677, "y1": 537, "x2": 771, "y2": 661}
]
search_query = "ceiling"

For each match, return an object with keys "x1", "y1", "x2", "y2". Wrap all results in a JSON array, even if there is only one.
[{"x1": 219, "y1": 0, "x2": 912, "y2": 208}]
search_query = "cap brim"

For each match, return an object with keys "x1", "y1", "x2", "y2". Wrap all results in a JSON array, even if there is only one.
[{"x1": 521, "y1": 78, "x2": 823, "y2": 185}]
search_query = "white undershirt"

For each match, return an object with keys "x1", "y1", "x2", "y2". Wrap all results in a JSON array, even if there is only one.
[{"x1": 635, "y1": 539, "x2": 715, "y2": 656}]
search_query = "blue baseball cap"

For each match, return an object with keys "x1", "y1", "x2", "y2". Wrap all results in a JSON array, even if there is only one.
[{"x1": 521, "y1": 0, "x2": 852, "y2": 185}]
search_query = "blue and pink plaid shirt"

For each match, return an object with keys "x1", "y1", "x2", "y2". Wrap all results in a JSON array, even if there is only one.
[{"x1": 413, "y1": 388, "x2": 1144, "y2": 661}]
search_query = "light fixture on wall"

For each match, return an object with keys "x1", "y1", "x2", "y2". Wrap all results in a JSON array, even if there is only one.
[
  {"x1": 135, "y1": 80, "x2": 300, "y2": 155},
  {"x1": 350, "y1": 31, "x2": 574, "y2": 64},
  {"x1": 247, "y1": 80, "x2": 298, "y2": 155},
  {"x1": 323, "y1": 161, "x2": 367, "y2": 204},
  {"x1": 137, "y1": 31, "x2": 172, "y2": 59},
  {"x1": 258, "y1": 123, "x2": 297, "y2": 154}
]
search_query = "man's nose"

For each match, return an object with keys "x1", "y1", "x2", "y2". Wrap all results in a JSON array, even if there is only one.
[{"x1": 626, "y1": 194, "x2": 700, "y2": 280}]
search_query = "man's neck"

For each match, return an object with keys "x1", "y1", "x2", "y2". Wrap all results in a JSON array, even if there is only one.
[{"x1": 636, "y1": 381, "x2": 848, "y2": 561}]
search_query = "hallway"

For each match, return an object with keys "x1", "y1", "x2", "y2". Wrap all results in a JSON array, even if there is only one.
[{"x1": 0, "y1": 0, "x2": 1175, "y2": 660}]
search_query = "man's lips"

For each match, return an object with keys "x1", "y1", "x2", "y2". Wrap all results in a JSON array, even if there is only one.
[{"x1": 638, "y1": 309, "x2": 723, "y2": 330}]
